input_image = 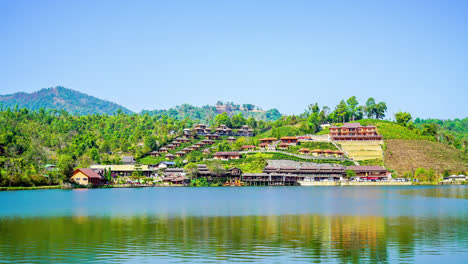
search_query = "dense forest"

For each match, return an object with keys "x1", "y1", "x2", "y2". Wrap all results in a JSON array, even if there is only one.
[{"x1": 0, "y1": 95, "x2": 466, "y2": 187}]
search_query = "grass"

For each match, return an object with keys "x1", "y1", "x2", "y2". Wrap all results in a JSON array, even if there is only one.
[
  {"x1": 384, "y1": 139, "x2": 468, "y2": 175},
  {"x1": 357, "y1": 119, "x2": 434, "y2": 140},
  {"x1": 359, "y1": 158, "x2": 384, "y2": 166},
  {"x1": 0, "y1": 185, "x2": 61, "y2": 191}
]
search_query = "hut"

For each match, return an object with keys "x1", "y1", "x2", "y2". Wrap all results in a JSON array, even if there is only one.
[
  {"x1": 70, "y1": 168, "x2": 105, "y2": 186},
  {"x1": 298, "y1": 148, "x2": 310, "y2": 154},
  {"x1": 227, "y1": 136, "x2": 236, "y2": 143},
  {"x1": 166, "y1": 154, "x2": 175, "y2": 160},
  {"x1": 241, "y1": 145, "x2": 256, "y2": 150},
  {"x1": 149, "y1": 151, "x2": 160, "y2": 157},
  {"x1": 213, "y1": 152, "x2": 242, "y2": 160}
]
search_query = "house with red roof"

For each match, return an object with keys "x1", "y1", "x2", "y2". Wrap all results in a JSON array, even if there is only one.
[{"x1": 70, "y1": 168, "x2": 105, "y2": 186}]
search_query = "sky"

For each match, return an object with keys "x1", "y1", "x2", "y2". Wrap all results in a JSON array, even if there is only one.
[{"x1": 1, "y1": 0, "x2": 467, "y2": 119}]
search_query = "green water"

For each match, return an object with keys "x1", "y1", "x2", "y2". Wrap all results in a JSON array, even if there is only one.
[{"x1": 1, "y1": 186, "x2": 468, "y2": 263}]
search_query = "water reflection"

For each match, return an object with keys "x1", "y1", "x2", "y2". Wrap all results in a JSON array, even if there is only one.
[
  {"x1": 1, "y1": 214, "x2": 467, "y2": 263},
  {"x1": 399, "y1": 185, "x2": 468, "y2": 199}
]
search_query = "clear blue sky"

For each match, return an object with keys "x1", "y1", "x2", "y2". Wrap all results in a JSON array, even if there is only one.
[{"x1": 1, "y1": 0, "x2": 467, "y2": 119}]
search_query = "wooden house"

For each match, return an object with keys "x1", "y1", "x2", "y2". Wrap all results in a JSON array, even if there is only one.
[
  {"x1": 259, "y1": 137, "x2": 277, "y2": 144},
  {"x1": 227, "y1": 137, "x2": 236, "y2": 143},
  {"x1": 213, "y1": 152, "x2": 241, "y2": 160},
  {"x1": 149, "y1": 151, "x2": 160, "y2": 157},
  {"x1": 298, "y1": 148, "x2": 310, "y2": 154},
  {"x1": 241, "y1": 145, "x2": 256, "y2": 150},
  {"x1": 70, "y1": 168, "x2": 105, "y2": 186},
  {"x1": 166, "y1": 154, "x2": 175, "y2": 160}
]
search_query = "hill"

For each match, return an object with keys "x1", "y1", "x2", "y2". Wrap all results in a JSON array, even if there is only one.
[
  {"x1": 384, "y1": 139, "x2": 468, "y2": 175},
  {"x1": 141, "y1": 102, "x2": 282, "y2": 122},
  {"x1": 0, "y1": 86, "x2": 133, "y2": 115}
]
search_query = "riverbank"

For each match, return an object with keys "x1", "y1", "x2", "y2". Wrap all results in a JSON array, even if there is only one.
[{"x1": 0, "y1": 185, "x2": 62, "y2": 191}]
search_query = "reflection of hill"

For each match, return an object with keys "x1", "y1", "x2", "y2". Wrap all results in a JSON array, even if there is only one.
[{"x1": 1, "y1": 214, "x2": 467, "y2": 263}]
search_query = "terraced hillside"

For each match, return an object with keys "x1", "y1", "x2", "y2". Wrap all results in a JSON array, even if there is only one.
[
  {"x1": 384, "y1": 139, "x2": 468, "y2": 174},
  {"x1": 338, "y1": 141, "x2": 384, "y2": 161}
]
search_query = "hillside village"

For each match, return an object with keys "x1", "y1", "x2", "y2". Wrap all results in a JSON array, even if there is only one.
[{"x1": 71, "y1": 121, "x2": 465, "y2": 187}]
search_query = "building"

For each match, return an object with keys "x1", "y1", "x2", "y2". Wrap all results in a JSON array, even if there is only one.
[
  {"x1": 167, "y1": 144, "x2": 176, "y2": 150},
  {"x1": 201, "y1": 139, "x2": 215, "y2": 145},
  {"x1": 149, "y1": 151, "x2": 160, "y2": 157},
  {"x1": 166, "y1": 154, "x2": 175, "y2": 160},
  {"x1": 90, "y1": 164, "x2": 154, "y2": 177},
  {"x1": 213, "y1": 152, "x2": 242, "y2": 160},
  {"x1": 159, "y1": 147, "x2": 168, "y2": 153},
  {"x1": 215, "y1": 124, "x2": 232, "y2": 136},
  {"x1": 206, "y1": 134, "x2": 220, "y2": 140},
  {"x1": 189, "y1": 145, "x2": 200, "y2": 151},
  {"x1": 227, "y1": 136, "x2": 236, "y2": 143},
  {"x1": 237, "y1": 125, "x2": 253, "y2": 137},
  {"x1": 194, "y1": 124, "x2": 209, "y2": 135},
  {"x1": 181, "y1": 148, "x2": 192, "y2": 154},
  {"x1": 329, "y1": 123, "x2": 383, "y2": 141},
  {"x1": 195, "y1": 142, "x2": 206, "y2": 148},
  {"x1": 70, "y1": 168, "x2": 106, "y2": 186},
  {"x1": 277, "y1": 143, "x2": 290, "y2": 149},
  {"x1": 172, "y1": 142, "x2": 181, "y2": 147},
  {"x1": 259, "y1": 143, "x2": 268, "y2": 149},
  {"x1": 121, "y1": 156, "x2": 135, "y2": 164},
  {"x1": 298, "y1": 148, "x2": 310, "y2": 154},
  {"x1": 259, "y1": 137, "x2": 277, "y2": 144},
  {"x1": 176, "y1": 137, "x2": 191, "y2": 143},
  {"x1": 241, "y1": 145, "x2": 256, "y2": 150},
  {"x1": 280, "y1": 136, "x2": 298, "y2": 145},
  {"x1": 175, "y1": 151, "x2": 186, "y2": 157},
  {"x1": 346, "y1": 166, "x2": 391, "y2": 180}
]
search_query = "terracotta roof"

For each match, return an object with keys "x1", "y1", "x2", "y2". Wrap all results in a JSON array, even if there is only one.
[
  {"x1": 242, "y1": 145, "x2": 256, "y2": 149},
  {"x1": 74, "y1": 168, "x2": 103, "y2": 179},
  {"x1": 259, "y1": 143, "x2": 268, "y2": 147},
  {"x1": 312, "y1": 149, "x2": 323, "y2": 152},
  {"x1": 259, "y1": 137, "x2": 277, "y2": 141},
  {"x1": 324, "y1": 149, "x2": 334, "y2": 153},
  {"x1": 298, "y1": 148, "x2": 310, "y2": 152},
  {"x1": 280, "y1": 136, "x2": 298, "y2": 140},
  {"x1": 342, "y1": 123, "x2": 363, "y2": 128},
  {"x1": 166, "y1": 154, "x2": 175, "y2": 157}
]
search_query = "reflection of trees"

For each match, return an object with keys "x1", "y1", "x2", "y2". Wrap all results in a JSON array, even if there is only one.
[{"x1": 0, "y1": 214, "x2": 467, "y2": 263}]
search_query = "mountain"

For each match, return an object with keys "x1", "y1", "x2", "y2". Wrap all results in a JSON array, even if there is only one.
[
  {"x1": 0, "y1": 86, "x2": 133, "y2": 115},
  {"x1": 141, "y1": 101, "x2": 282, "y2": 122}
]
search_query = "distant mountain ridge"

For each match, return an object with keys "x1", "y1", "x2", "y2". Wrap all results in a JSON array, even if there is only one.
[{"x1": 0, "y1": 86, "x2": 133, "y2": 115}]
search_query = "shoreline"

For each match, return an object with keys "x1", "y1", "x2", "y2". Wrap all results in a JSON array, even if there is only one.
[{"x1": 1, "y1": 182, "x2": 466, "y2": 191}]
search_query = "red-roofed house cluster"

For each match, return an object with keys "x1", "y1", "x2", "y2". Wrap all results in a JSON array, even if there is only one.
[{"x1": 329, "y1": 123, "x2": 383, "y2": 141}]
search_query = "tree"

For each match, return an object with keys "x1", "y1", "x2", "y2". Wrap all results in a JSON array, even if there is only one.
[
  {"x1": 208, "y1": 160, "x2": 225, "y2": 178},
  {"x1": 231, "y1": 113, "x2": 246, "y2": 128},
  {"x1": 346, "y1": 96, "x2": 359, "y2": 121},
  {"x1": 395, "y1": 112, "x2": 412, "y2": 126},
  {"x1": 335, "y1": 100, "x2": 348, "y2": 123},
  {"x1": 184, "y1": 163, "x2": 199, "y2": 179},
  {"x1": 247, "y1": 117, "x2": 257, "y2": 129},
  {"x1": 346, "y1": 169, "x2": 356, "y2": 178},
  {"x1": 133, "y1": 161, "x2": 143, "y2": 181},
  {"x1": 214, "y1": 112, "x2": 231, "y2": 127},
  {"x1": 57, "y1": 155, "x2": 74, "y2": 180},
  {"x1": 365, "y1": 98, "x2": 376, "y2": 118},
  {"x1": 374, "y1": 102, "x2": 387, "y2": 119}
]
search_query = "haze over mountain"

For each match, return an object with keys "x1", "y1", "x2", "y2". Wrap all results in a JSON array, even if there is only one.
[{"x1": 0, "y1": 86, "x2": 133, "y2": 115}]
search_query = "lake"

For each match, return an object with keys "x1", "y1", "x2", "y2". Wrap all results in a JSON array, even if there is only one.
[{"x1": 1, "y1": 186, "x2": 468, "y2": 263}]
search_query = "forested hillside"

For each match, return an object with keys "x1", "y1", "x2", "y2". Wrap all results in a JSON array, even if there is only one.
[
  {"x1": 0, "y1": 87, "x2": 133, "y2": 115},
  {"x1": 141, "y1": 102, "x2": 282, "y2": 122}
]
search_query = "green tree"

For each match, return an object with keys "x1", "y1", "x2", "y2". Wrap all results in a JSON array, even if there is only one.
[
  {"x1": 365, "y1": 98, "x2": 376, "y2": 118},
  {"x1": 184, "y1": 163, "x2": 199, "y2": 179},
  {"x1": 395, "y1": 112, "x2": 412, "y2": 126},
  {"x1": 57, "y1": 155, "x2": 74, "y2": 180},
  {"x1": 346, "y1": 169, "x2": 356, "y2": 178},
  {"x1": 346, "y1": 96, "x2": 359, "y2": 121},
  {"x1": 214, "y1": 112, "x2": 231, "y2": 127}
]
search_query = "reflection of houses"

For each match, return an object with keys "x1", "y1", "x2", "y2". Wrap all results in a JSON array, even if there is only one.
[
  {"x1": 149, "y1": 151, "x2": 160, "y2": 157},
  {"x1": 215, "y1": 124, "x2": 232, "y2": 136},
  {"x1": 346, "y1": 166, "x2": 390, "y2": 179},
  {"x1": 330, "y1": 123, "x2": 383, "y2": 141},
  {"x1": 280, "y1": 136, "x2": 298, "y2": 146},
  {"x1": 237, "y1": 125, "x2": 253, "y2": 137},
  {"x1": 90, "y1": 164, "x2": 153, "y2": 177},
  {"x1": 213, "y1": 152, "x2": 242, "y2": 160},
  {"x1": 241, "y1": 145, "x2": 256, "y2": 150},
  {"x1": 206, "y1": 134, "x2": 220, "y2": 140},
  {"x1": 71, "y1": 168, "x2": 106, "y2": 186}
]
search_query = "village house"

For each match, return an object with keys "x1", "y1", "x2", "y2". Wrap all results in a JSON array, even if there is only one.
[
  {"x1": 149, "y1": 151, "x2": 160, "y2": 157},
  {"x1": 277, "y1": 143, "x2": 290, "y2": 150},
  {"x1": 227, "y1": 136, "x2": 236, "y2": 143},
  {"x1": 203, "y1": 149, "x2": 211, "y2": 154},
  {"x1": 215, "y1": 124, "x2": 232, "y2": 136},
  {"x1": 166, "y1": 154, "x2": 175, "y2": 160},
  {"x1": 237, "y1": 125, "x2": 253, "y2": 137},
  {"x1": 259, "y1": 143, "x2": 269, "y2": 149},
  {"x1": 201, "y1": 139, "x2": 215, "y2": 145},
  {"x1": 167, "y1": 144, "x2": 176, "y2": 150},
  {"x1": 329, "y1": 123, "x2": 383, "y2": 141},
  {"x1": 172, "y1": 142, "x2": 181, "y2": 147},
  {"x1": 176, "y1": 137, "x2": 191, "y2": 143},
  {"x1": 213, "y1": 152, "x2": 242, "y2": 160},
  {"x1": 259, "y1": 137, "x2": 277, "y2": 144},
  {"x1": 280, "y1": 136, "x2": 298, "y2": 146},
  {"x1": 189, "y1": 145, "x2": 199, "y2": 151},
  {"x1": 298, "y1": 148, "x2": 310, "y2": 154},
  {"x1": 181, "y1": 148, "x2": 191, "y2": 154},
  {"x1": 193, "y1": 124, "x2": 209, "y2": 135},
  {"x1": 346, "y1": 165, "x2": 391, "y2": 180},
  {"x1": 90, "y1": 164, "x2": 154, "y2": 177},
  {"x1": 159, "y1": 147, "x2": 168, "y2": 153},
  {"x1": 175, "y1": 151, "x2": 186, "y2": 157},
  {"x1": 70, "y1": 168, "x2": 106, "y2": 186},
  {"x1": 121, "y1": 156, "x2": 135, "y2": 165},
  {"x1": 195, "y1": 142, "x2": 206, "y2": 148},
  {"x1": 241, "y1": 145, "x2": 256, "y2": 150},
  {"x1": 206, "y1": 134, "x2": 220, "y2": 140}
]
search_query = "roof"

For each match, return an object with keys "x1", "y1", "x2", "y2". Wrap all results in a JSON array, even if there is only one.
[
  {"x1": 90, "y1": 164, "x2": 151, "y2": 171},
  {"x1": 280, "y1": 136, "x2": 298, "y2": 140},
  {"x1": 298, "y1": 148, "x2": 310, "y2": 152},
  {"x1": 166, "y1": 154, "x2": 175, "y2": 157},
  {"x1": 227, "y1": 137, "x2": 236, "y2": 140},
  {"x1": 342, "y1": 123, "x2": 363, "y2": 128},
  {"x1": 149, "y1": 151, "x2": 159, "y2": 154},
  {"x1": 259, "y1": 137, "x2": 277, "y2": 141},
  {"x1": 214, "y1": 152, "x2": 241, "y2": 156},
  {"x1": 242, "y1": 145, "x2": 256, "y2": 149},
  {"x1": 347, "y1": 166, "x2": 388, "y2": 172},
  {"x1": 74, "y1": 168, "x2": 104, "y2": 179},
  {"x1": 121, "y1": 156, "x2": 135, "y2": 163}
]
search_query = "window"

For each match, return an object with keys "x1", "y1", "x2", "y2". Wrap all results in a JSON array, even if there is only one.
[
  {"x1": 83, "y1": 178, "x2": 88, "y2": 181},
  {"x1": 75, "y1": 178, "x2": 80, "y2": 181}
]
